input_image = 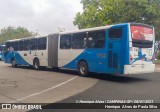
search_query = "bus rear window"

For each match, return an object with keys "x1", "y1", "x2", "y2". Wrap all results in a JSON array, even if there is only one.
[{"x1": 131, "y1": 25, "x2": 154, "y2": 48}]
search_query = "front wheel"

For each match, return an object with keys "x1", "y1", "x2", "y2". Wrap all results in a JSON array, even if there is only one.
[
  {"x1": 78, "y1": 61, "x2": 89, "y2": 77},
  {"x1": 11, "y1": 59, "x2": 17, "y2": 67},
  {"x1": 33, "y1": 59, "x2": 40, "y2": 70}
]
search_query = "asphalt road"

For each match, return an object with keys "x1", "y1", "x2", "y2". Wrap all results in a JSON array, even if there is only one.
[
  {"x1": 54, "y1": 72, "x2": 160, "y2": 112},
  {"x1": 61, "y1": 72, "x2": 160, "y2": 103},
  {"x1": 0, "y1": 61, "x2": 97, "y2": 104},
  {"x1": 39, "y1": 70, "x2": 160, "y2": 112},
  {"x1": 0, "y1": 61, "x2": 160, "y2": 112}
]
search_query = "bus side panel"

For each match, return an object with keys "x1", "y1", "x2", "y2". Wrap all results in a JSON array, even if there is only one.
[
  {"x1": 5, "y1": 49, "x2": 48, "y2": 67},
  {"x1": 37, "y1": 49, "x2": 48, "y2": 66},
  {"x1": 59, "y1": 24, "x2": 130, "y2": 74},
  {"x1": 58, "y1": 49, "x2": 84, "y2": 69},
  {"x1": 4, "y1": 51, "x2": 29, "y2": 65},
  {"x1": 15, "y1": 51, "x2": 30, "y2": 65},
  {"x1": 5, "y1": 52, "x2": 14, "y2": 64},
  {"x1": 13, "y1": 49, "x2": 48, "y2": 66},
  {"x1": 60, "y1": 49, "x2": 107, "y2": 73},
  {"x1": 85, "y1": 49, "x2": 107, "y2": 73}
]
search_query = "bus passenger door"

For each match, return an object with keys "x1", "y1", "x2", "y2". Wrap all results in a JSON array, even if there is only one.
[{"x1": 106, "y1": 27, "x2": 124, "y2": 74}]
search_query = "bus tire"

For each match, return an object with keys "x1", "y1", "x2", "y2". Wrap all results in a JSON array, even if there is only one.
[
  {"x1": 33, "y1": 59, "x2": 40, "y2": 70},
  {"x1": 78, "y1": 61, "x2": 89, "y2": 77},
  {"x1": 11, "y1": 59, "x2": 17, "y2": 68}
]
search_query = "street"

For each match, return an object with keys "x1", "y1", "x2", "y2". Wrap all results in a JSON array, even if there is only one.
[
  {"x1": 0, "y1": 61, "x2": 160, "y2": 112},
  {"x1": 0, "y1": 61, "x2": 97, "y2": 103}
]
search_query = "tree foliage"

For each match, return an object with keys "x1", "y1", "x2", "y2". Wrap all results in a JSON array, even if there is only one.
[
  {"x1": 74, "y1": 0, "x2": 160, "y2": 40},
  {"x1": 0, "y1": 26, "x2": 38, "y2": 43}
]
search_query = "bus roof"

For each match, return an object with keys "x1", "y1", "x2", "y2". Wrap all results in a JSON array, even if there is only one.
[
  {"x1": 59, "y1": 23, "x2": 154, "y2": 35},
  {"x1": 59, "y1": 25, "x2": 113, "y2": 35},
  {"x1": 5, "y1": 23, "x2": 153, "y2": 42},
  {"x1": 6, "y1": 35, "x2": 47, "y2": 42},
  {"x1": 58, "y1": 23, "x2": 142, "y2": 35}
]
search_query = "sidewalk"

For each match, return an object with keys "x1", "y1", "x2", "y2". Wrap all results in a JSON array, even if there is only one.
[{"x1": 155, "y1": 64, "x2": 160, "y2": 72}]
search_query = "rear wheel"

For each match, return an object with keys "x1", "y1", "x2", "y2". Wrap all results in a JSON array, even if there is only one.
[
  {"x1": 33, "y1": 59, "x2": 40, "y2": 70},
  {"x1": 11, "y1": 59, "x2": 17, "y2": 67},
  {"x1": 78, "y1": 61, "x2": 89, "y2": 77}
]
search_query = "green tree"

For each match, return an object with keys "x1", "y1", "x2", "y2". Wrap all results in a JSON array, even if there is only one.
[
  {"x1": 74, "y1": 0, "x2": 160, "y2": 40},
  {"x1": 0, "y1": 26, "x2": 38, "y2": 43}
]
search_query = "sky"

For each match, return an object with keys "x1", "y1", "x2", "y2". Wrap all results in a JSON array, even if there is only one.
[{"x1": 0, "y1": 0, "x2": 83, "y2": 35}]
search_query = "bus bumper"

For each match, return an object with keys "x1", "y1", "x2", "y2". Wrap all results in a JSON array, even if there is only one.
[{"x1": 124, "y1": 64, "x2": 155, "y2": 75}]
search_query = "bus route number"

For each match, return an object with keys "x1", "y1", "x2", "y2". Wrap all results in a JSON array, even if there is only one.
[{"x1": 96, "y1": 53, "x2": 106, "y2": 58}]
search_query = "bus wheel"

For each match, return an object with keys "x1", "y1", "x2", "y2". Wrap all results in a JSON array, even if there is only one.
[
  {"x1": 33, "y1": 59, "x2": 40, "y2": 70},
  {"x1": 78, "y1": 61, "x2": 89, "y2": 77},
  {"x1": 11, "y1": 59, "x2": 17, "y2": 67}
]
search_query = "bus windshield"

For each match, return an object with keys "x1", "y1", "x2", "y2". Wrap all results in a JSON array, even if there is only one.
[{"x1": 131, "y1": 25, "x2": 154, "y2": 48}]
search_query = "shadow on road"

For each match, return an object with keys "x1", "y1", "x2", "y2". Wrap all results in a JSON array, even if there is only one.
[
  {"x1": 87, "y1": 73, "x2": 150, "y2": 83},
  {"x1": 9, "y1": 65, "x2": 150, "y2": 83}
]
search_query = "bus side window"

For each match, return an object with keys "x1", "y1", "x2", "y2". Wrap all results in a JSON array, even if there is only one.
[
  {"x1": 10, "y1": 42, "x2": 15, "y2": 51},
  {"x1": 38, "y1": 37, "x2": 47, "y2": 50},
  {"x1": 19, "y1": 40, "x2": 24, "y2": 51},
  {"x1": 14, "y1": 41, "x2": 19, "y2": 51},
  {"x1": 30, "y1": 39, "x2": 37, "y2": 50},
  {"x1": 6, "y1": 42, "x2": 10, "y2": 51},
  {"x1": 24, "y1": 40, "x2": 30, "y2": 51},
  {"x1": 72, "y1": 32, "x2": 87, "y2": 49},
  {"x1": 109, "y1": 28, "x2": 122, "y2": 39},
  {"x1": 87, "y1": 30, "x2": 105, "y2": 48},
  {"x1": 60, "y1": 34, "x2": 71, "y2": 49}
]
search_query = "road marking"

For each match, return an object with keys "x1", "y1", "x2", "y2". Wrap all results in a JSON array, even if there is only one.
[{"x1": 9, "y1": 76, "x2": 78, "y2": 103}]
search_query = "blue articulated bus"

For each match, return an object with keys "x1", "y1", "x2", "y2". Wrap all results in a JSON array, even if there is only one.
[
  {"x1": 5, "y1": 23, "x2": 155, "y2": 76},
  {"x1": 0, "y1": 44, "x2": 5, "y2": 61}
]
